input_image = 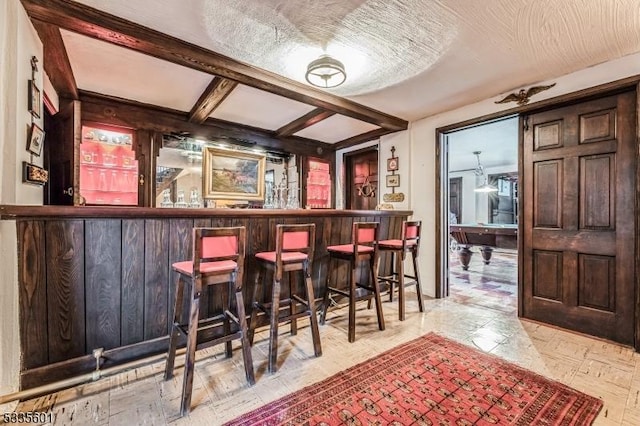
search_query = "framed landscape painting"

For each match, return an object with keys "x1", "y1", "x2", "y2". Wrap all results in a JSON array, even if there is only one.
[{"x1": 202, "y1": 147, "x2": 266, "y2": 200}]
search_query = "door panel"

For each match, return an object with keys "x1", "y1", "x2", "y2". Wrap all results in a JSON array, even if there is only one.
[
  {"x1": 523, "y1": 90, "x2": 636, "y2": 345},
  {"x1": 345, "y1": 149, "x2": 378, "y2": 210}
]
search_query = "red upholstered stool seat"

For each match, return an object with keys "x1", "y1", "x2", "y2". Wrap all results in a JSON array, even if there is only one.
[
  {"x1": 248, "y1": 223, "x2": 322, "y2": 373},
  {"x1": 164, "y1": 227, "x2": 255, "y2": 417},
  {"x1": 320, "y1": 222, "x2": 385, "y2": 343},
  {"x1": 377, "y1": 220, "x2": 424, "y2": 321}
]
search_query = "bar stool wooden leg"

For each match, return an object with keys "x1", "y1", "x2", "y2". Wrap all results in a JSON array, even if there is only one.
[
  {"x1": 397, "y1": 251, "x2": 406, "y2": 321},
  {"x1": 222, "y1": 283, "x2": 233, "y2": 358},
  {"x1": 412, "y1": 250, "x2": 424, "y2": 312},
  {"x1": 303, "y1": 259, "x2": 322, "y2": 357},
  {"x1": 289, "y1": 271, "x2": 297, "y2": 336},
  {"x1": 388, "y1": 252, "x2": 397, "y2": 302},
  {"x1": 165, "y1": 275, "x2": 185, "y2": 380},
  {"x1": 268, "y1": 276, "x2": 281, "y2": 373},
  {"x1": 348, "y1": 260, "x2": 357, "y2": 343},
  {"x1": 248, "y1": 268, "x2": 263, "y2": 345},
  {"x1": 370, "y1": 255, "x2": 385, "y2": 331},
  {"x1": 320, "y1": 257, "x2": 333, "y2": 325},
  {"x1": 180, "y1": 278, "x2": 201, "y2": 417},
  {"x1": 233, "y1": 275, "x2": 256, "y2": 385}
]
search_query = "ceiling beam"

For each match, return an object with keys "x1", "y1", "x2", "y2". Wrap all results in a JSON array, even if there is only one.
[
  {"x1": 333, "y1": 128, "x2": 396, "y2": 151},
  {"x1": 31, "y1": 19, "x2": 78, "y2": 100},
  {"x1": 188, "y1": 77, "x2": 237, "y2": 124},
  {"x1": 78, "y1": 91, "x2": 334, "y2": 158},
  {"x1": 276, "y1": 108, "x2": 335, "y2": 137},
  {"x1": 21, "y1": 0, "x2": 408, "y2": 131}
]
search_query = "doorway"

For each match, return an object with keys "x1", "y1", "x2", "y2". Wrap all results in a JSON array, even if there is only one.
[{"x1": 443, "y1": 117, "x2": 520, "y2": 314}]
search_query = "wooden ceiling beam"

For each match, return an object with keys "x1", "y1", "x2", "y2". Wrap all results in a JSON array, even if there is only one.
[
  {"x1": 276, "y1": 108, "x2": 335, "y2": 137},
  {"x1": 20, "y1": 0, "x2": 408, "y2": 131},
  {"x1": 78, "y1": 91, "x2": 333, "y2": 158},
  {"x1": 188, "y1": 77, "x2": 237, "y2": 124},
  {"x1": 31, "y1": 19, "x2": 78, "y2": 100},
  {"x1": 333, "y1": 128, "x2": 396, "y2": 151}
]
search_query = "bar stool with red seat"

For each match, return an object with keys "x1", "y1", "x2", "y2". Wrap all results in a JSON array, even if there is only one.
[
  {"x1": 378, "y1": 220, "x2": 424, "y2": 321},
  {"x1": 248, "y1": 223, "x2": 322, "y2": 373},
  {"x1": 320, "y1": 221, "x2": 385, "y2": 343},
  {"x1": 165, "y1": 226, "x2": 255, "y2": 417}
]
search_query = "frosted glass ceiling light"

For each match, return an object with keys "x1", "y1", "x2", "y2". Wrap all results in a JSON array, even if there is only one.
[{"x1": 305, "y1": 55, "x2": 347, "y2": 88}]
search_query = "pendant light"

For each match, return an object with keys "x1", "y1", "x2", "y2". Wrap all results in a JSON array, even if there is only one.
[{"x1": 472, "y1": 151, "x2": 498, "y2": 193}]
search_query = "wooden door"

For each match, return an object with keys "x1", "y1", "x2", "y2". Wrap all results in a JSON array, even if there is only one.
[
  {"x1": 345, "y1": 149, "x2": 378, "y2": 210},
  {"x1": 449, "y1": 177, "x2": 462, "y2": 223},
  {"x1": 47, "y1": 99, "x2": 81, "y2": 205},
  {"x1": 522, "y1": 90, "x2": 636, "y2": 345}
]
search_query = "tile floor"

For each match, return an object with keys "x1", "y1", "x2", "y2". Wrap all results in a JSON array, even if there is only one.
[{"x1": 5, "y1": 272, "x2": 640, "y2": 425}]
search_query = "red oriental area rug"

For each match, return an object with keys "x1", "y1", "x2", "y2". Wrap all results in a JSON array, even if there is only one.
[{"x1": 225, "y1": 333, "x2": 602, "y2": 425}]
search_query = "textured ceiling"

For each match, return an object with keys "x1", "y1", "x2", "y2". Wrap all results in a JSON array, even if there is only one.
[{"x1": 70, "y1": 0, "x2": 640, "y2": 123}]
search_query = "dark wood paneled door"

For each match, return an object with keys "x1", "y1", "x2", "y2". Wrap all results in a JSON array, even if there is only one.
[
  {"x1": 48, "y1": 99, "x2": 81, "y2": 205},
  {"x1": 522, "y1": 90, "x2": 636, "y2": 345},
  {"x1": 345, "y1": 149, "x2": 378, "y2": 210}
]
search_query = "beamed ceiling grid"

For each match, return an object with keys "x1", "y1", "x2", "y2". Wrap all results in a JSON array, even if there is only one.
[{"x1": 22, "y1": 0, "x2": 408, "y2": 154}]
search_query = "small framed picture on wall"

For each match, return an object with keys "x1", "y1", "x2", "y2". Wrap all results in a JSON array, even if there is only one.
[
  {"x1": 387, "y1": 157, "x2": 398, "y2": 172},
  {"x1": 386, "y1": 174, "x2": 400, "y2": 187},
  {"x1": 27, "y1": 123, "x2": 45, "y2": 156},
  {"x1": 28, "y1": 80, "x2": 41, "y2": 118}
]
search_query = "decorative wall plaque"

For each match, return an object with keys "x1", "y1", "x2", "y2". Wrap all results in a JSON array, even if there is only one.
[{"x1": 22, "y1": 162, "x2": 48, "y2": 186}]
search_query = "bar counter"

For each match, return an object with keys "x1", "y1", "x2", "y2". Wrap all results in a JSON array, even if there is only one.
[{"x1": 0, "y1": 205, "x2": 412, "y2": 388}]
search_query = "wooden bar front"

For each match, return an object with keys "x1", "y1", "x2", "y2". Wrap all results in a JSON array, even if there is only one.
[{"x1": 0, "y1": 205, "x2": 411, "y2": 388}]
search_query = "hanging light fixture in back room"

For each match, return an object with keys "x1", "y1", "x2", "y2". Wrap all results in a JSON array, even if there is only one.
[{"x1": 472, "y1": 151, "x2": 498, "y2": 193}]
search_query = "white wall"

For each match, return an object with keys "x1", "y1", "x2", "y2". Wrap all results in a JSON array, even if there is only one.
[
  {"x1": 404, "y1": 51, "x2": 640, "y2": 297},
  {"x1": 0, "y1": 0, "x2": 44, "y2": 412}
]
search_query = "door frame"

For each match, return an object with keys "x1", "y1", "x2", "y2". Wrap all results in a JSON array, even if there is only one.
[{"x1": 434, "y1": 75, "x2": 640, "y2": 350}]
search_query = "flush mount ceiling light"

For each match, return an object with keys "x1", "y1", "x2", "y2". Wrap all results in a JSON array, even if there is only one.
[
  {"x1": 305, "y1": 55, "x2": 347, "y2": 88},
  {"x1": 472, "y1": 151, "x2": 498, "y2": 193}
]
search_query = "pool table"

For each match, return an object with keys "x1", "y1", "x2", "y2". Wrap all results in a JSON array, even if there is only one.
[{"x1": 450, "y1": 223, "x2": 518, "y2": 270}]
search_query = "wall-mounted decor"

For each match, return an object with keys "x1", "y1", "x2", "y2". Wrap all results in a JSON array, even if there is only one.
[
  {"x1": 387, "y1": 157, "x2": 398, "y2": 172},
  {"x1": 27, "y1": 123, "x2": 45, "y2": 156},
  {"x1": 28, "y1": 80, "x2": 41, "y2": 118},
  {"x1": 22, "y1": 161, "x2": 49, "y2": 186},
  {"x1": 386, "y1": 174, "x2": 400, "y2": 187},
  {"x1": 202, "y1": 146, "x2": 266, "y2": 200}
]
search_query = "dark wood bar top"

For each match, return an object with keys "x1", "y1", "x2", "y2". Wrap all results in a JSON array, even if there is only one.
[{"x1": 0, "y1": 204, "x2": 412, "y2": 219}]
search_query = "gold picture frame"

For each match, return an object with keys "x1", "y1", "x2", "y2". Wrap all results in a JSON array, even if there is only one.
[
  {"x1": 202, "y1": 147, "x2": 266, "y2": 200},
  {"x1": 386, "y1": 174, "x2": 400, "y2": 187}
]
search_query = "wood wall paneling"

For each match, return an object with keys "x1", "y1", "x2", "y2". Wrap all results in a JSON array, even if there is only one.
[
  {"x1": 85, "y1": 220, "x2": 122, "y2": 351},
  {"x1": 121, "y1": 220, "x2": 145, "y2": 345},
  {"x1": 18, "y1": 221, "x2": 49, "y2": 369},
  {"x1": 10, "y1": 210, "x2": 410, "y2": 386},
  {"x1": 144, "y1": 219, "x2": 170, "y2": 339},
  {"x1": 45, "y1": 220, "x2": 85, "y2": 363}
]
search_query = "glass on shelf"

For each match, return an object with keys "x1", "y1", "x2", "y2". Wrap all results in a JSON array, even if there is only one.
[
  {"x1": 160, "y1": 189, "x2": 174, "y2": 208},
  {"x1": 174, "y1": 190, "x2": 188, "y2": 208},
  {"x1": 189, "y1": 189, "x2": 201, "y2": 208}
]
